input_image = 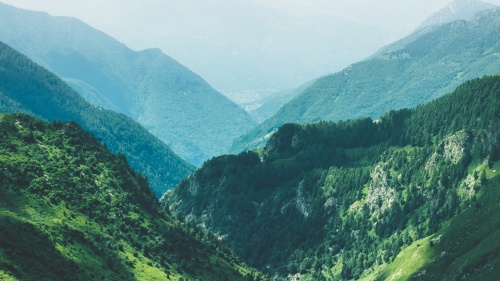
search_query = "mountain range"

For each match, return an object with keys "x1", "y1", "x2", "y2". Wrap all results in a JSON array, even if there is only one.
[
  {"x1": 164, "y1": 74, "x2": 500, "y2": 280},
  {"x1": 0, "y1": 41, "x2": 194, "y2": 197},
  {"x1": 231, "y1": 5, "x2": 500, "y2": 153},
  {"x1": 1, "y1": 1, "x2": 499, "y2": 280},
  {"x1": 0, "y1": 2, "x2": 256, "y2": 166},
  {"x1": 86, "y1": 0, "x2": 389, "y2": 99}
]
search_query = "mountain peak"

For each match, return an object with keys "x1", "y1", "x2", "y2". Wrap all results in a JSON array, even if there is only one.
[{"x1": 417, "y1": 0, "x2": 496, "y2": 30}]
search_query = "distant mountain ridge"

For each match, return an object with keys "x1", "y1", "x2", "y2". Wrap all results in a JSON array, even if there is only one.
[
  {"x1": 0, "y1": 2, "x2": 256, "y2": 166},
  {"x1": 417, "y1": 0, "x2": 496, "y2": 30},
  {"x1": 0, "y1": 41, "x2": 194, "y2": 197},
  {"x1": 230, "y1": 7, "x2": 500, "y2": 153}
]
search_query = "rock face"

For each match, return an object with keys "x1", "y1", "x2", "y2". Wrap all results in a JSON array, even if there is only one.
[
  {"x1": 295, "y1": 180, "x2": 312, "y2": 218},
  {"x1": 367, "y1": 164, "x2": 396, "y2": 213},
  {"x1": 443, "y1": 130, "x2": 470, "y2": 164}
]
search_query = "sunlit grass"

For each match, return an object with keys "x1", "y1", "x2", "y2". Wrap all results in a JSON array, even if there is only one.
[
  {"x1": 0, "y1": 271, "x2": 18, "y2": 281},
  {"x1": 375, "y1": 236, "x2": 435, "y2": 281}
]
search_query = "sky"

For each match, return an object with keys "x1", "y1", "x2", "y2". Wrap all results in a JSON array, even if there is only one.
[{"x1": 2, "y1": 0, "x2": 499, "y2": 99}]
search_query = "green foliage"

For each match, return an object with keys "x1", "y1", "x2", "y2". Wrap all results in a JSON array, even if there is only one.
[
  {"x1": 165, "y1": 75, "x2": 500, "y2": 279},
  {"x1": 0, "y1": 113, "x2": 264, "y2": 281},
  {"x1": 0, "y1": 41, "x2": 195, "y2": 197},
  {"x1": 231, "y1": 9, "x2": 500, "y2": 154}
]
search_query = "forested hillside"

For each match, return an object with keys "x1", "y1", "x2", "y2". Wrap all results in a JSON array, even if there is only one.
[
  {"x1": 164, "y1": 75, "x2": 500, "y2": 280},
  {"x1": 231, "y1": 8, "x2": 500, "y2": 153},
  {"x1": 0, "y1": 41, "x2": 194, "y2": 197},
  {"x1": 0, "y1": 2, "x2": 256, "y2": 165},
  {"x1": 0, "y1": 113, "x2": 265, "y2": 281}
]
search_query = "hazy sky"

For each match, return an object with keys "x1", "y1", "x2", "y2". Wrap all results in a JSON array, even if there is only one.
[
  {"x1": 1, "y1": 0, "x2": 467, "y2": 49},
  {"x1": 3, "y1": 0, "x2": 499, "y2": 97}
]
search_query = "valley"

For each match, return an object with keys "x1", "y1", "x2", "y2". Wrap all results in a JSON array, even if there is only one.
[{"x1": 0, "y1": 1, "x2": 499, "y2": 280}]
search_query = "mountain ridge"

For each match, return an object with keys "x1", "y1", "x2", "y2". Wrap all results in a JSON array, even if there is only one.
[
  {"x1": 416, "y1": 0, "x2": 497, "y2": 30},
  {"x1": 230, "y1": 8, "x2": 500, "y2": 153},
  {"x1": 0, "y1": 40, "x2": 195, "y2": 197},
  {"x1": 0, "y1": 2, "x2": 256, "y2": 165}
]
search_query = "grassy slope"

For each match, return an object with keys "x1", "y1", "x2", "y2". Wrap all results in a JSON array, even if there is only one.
[
  {"x1": 0, "y1": 189, "x2": 255, "y2": 281},
  {"x1": 0, "y1": 113, "x2": 261, "y2": 281}
]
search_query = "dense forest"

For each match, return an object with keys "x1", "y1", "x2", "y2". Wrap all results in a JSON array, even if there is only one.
[
  {"x1": 0, "y1": 41, "x2": 195, "y2": 197},
  {"x1": 0, "y1": 113, "x2": 265, "y2": 281},
  {"x1": 164, "y1": 75, "x2": 500, "y2": 280}
]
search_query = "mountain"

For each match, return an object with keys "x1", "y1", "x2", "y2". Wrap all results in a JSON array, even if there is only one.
[
  {"x1": 0, "y1": 113, "x2": 264, "y2": 281},
  {"x1": 80, "y1": 0, "x2": 386, "y2": 100},
  {"x1": 0, "y1": 2, "x2": 256, "y2": 166},
  {"x1": 163, "y1": 75, "x2": 500, "y2": 279},
  {"x1": 0, "y1": 41, "x2": 194, "y2": 198},
  {"x1": 230, "y1": 7, "x2": 500, "y2": 153},
  {"x1": 417, "y1": 0, "x2": 496, "y2": 30}
]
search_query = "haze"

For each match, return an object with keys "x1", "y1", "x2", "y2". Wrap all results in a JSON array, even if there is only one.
[{"x1": 3, "y1": 0, "x2": 499, "y2": 102}]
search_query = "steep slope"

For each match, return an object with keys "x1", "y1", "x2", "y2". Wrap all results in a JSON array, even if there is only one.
[
  {"x1": 0, "y1": 113, "x2": 264, "y2": 281},
  {"x1": 164, "y1": 75, "x2": 500, "y2": 279},
  {"x1": 230, "y1": 7, "x2": 500, "y2": 153},
  {"x1": 0, "y1": 41, "x2": 194, "y2": 197},
  {"x1": 0, "y1": 2, "x2": 256, "y2": 165}
]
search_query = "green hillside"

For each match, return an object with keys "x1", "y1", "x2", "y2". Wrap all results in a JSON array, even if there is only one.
[
  {"x1": 0, "y1": 2, "x2": 256, "y2": 165},
  {"x1": 164, "y1": 75, "x2": 500, "y2": 279},
  {"x1": 0, "y1": 113, "x2": 264, "y2": 281},
  {"x1": 374, "y1": 176, "x2": 500, "y2": 280},
  {"x1": 231, "y1": 8, "x2": 500, "y2": 153},
  {"x1": 0, "y1": 41, "x2": 194, "y2": 197}
]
